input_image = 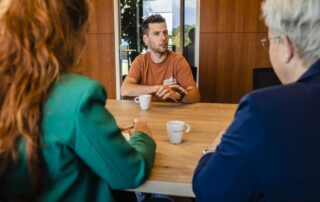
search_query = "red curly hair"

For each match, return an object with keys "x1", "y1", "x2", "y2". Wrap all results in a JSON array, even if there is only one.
[{"x1": 0, "y1": 0, "x2": 89, "y2": 198}]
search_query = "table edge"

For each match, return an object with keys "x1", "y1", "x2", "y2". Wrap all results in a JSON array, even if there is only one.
[{"x1": 127, "y1": 180, "x2": 195, "y2": 197}]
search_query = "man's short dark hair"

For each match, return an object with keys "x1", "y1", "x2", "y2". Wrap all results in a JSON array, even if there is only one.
[{"x1": 141, "y1": 14, "x2": 166, "y2": 35}]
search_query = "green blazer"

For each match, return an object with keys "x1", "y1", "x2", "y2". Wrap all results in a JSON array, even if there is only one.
[{"x1": 1, "y1": 74, "x2": 156, "y2": 202}]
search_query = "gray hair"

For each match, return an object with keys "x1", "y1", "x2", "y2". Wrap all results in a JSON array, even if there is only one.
[{"x1": 262, "y1": 0, "x2": 320, "y2": 65}]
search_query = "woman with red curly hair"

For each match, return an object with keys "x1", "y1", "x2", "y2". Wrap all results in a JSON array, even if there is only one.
[{"x1": 0, "y1": 0, "x2": 156, "y2": 201}]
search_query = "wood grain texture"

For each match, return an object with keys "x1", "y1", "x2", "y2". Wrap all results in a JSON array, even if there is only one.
[
  {"x1": 199, "y1": 33, "x2": 271, "y2": 103},
  {"x1": 200, "y1": 0, "x2": 267, "y2": 33},
  {"x1": 88, "y1": 0, "x2": 114, "y2": 34},
  {"x1": 107, "y1": 99, "x2": 237, "y2": 196},
  {"x1": 76, "y1": 34, "x2": 116, "y2": 98},
  {"x1": 199, "y1": 0, "x2": 271, "y2": 103},
  {"x1": 78, "y1": 0, "x2": 116, "y2": 99}
]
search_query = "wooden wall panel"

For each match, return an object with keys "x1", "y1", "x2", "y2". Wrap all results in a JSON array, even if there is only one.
[
  {"x1": 199, "y1": 0, "x2": 271, "y2": 103},
  {"x1": 199, "y1": 33, "x2": 270, "y2": 103},
  {"x1": 89, "y1": 0, "x2": 114, "y2": 34},
  {"x1": 200, "y1": 0, "x2": 267, "y2": 33},
  {"x1": 78, "y1": 0, "x2": 116, "y2": 99},
  {"x1": 77, "y1": 34, "x2": 116, "y2": 99}
]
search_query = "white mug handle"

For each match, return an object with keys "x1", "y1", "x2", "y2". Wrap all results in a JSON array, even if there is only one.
[
  {"x1": 134, "y1": 97, "x2": 140, "y2": 103},
  {"x1": 184, "y1": 124, "x2": 191, "y2": 133}
]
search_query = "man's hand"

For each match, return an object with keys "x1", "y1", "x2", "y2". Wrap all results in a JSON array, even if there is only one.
[
  {"x1": 156, "y1": 85, "x2": 186, "y2": 101},
  {"x1": 121, "y1": 76, "x2": 200, "y2": 103}
]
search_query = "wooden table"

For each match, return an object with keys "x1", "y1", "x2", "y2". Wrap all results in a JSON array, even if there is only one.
[{"x1": 106, "y1": 99, "x2": 237, "y2": 197}]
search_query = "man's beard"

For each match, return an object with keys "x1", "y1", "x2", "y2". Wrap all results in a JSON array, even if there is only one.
[{"x1": 150, "y1": 44, "x2": 167, "y2": 55}]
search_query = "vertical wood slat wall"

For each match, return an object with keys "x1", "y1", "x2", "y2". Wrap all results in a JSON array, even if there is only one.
[
  {"x1": 199, "y1": 0, "x2": 271, "y2": 103},
  {"x1": 79, "y1": 0, "x2": 271, "y2": 103},
  {"x1": 77, "y1": 0, "x2": 117, "y2": 99}
]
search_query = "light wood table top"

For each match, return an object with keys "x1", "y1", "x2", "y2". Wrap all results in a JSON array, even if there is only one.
[{"x1": 106, "y1": 99, "x2": 237, "y2": 197}]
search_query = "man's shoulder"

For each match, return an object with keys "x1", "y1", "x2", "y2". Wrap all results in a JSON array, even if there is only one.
[
  {"x1": 167, "y1": 50, "x2": 185, "y2": 61},
  {"x1": 130, "y1": 53, "x2": 150, "y2": 72},
  {"x1": 134, "y1": 52, "x2": 149, "y2": 62},
  {"x1": 164, "y1": 51, "x2": 188, "y2": 70}
]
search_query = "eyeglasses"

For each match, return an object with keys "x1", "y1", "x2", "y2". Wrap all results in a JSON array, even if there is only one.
[{"x1": 260, "y1": 36, "x2": 281, "y2": 50}]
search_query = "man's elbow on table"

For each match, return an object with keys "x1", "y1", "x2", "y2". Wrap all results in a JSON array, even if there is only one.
[
  {"x1": 120, "y1": 77, "x2": 136, "y2": 96},
  {"x1": 191, "y1": 90, "x2": 201, "y2": 103},
  {"x1": 120, "y1": 84, "x2": 130, "y2": 97},
  {"x1": 183, "y1": 86, "x2": 200, "y2": 103}
]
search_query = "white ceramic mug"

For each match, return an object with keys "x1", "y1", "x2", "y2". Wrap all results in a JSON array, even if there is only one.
[
  {"x1": 134, "y1": 94, "x2": 152, "y2": 110},
  {"x1": 166, "y1": 120, "x2": 191, "y2": 144}
]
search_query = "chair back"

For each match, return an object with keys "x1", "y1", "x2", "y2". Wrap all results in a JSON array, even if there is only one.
[
  {"x1": 190, "y1": 66, "x2": 197, "y2": 82},
  {"x1": 253, "y1": 67, "x2": 281, "y2": 90}
]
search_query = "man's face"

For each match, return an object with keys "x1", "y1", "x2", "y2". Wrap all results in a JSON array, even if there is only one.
[{"x1": 144, "y1": 22, "x2": 169, "y2": 54}]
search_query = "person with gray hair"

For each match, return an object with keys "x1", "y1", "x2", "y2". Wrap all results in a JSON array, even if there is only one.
[{"x1": 192, "y1": 0, "x2": 320, "y2": 201}]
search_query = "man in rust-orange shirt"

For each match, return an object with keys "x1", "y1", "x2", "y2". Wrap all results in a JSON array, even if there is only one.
[{"x1": 120, "y1": 14, "x2": 200, "y2": 103}]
